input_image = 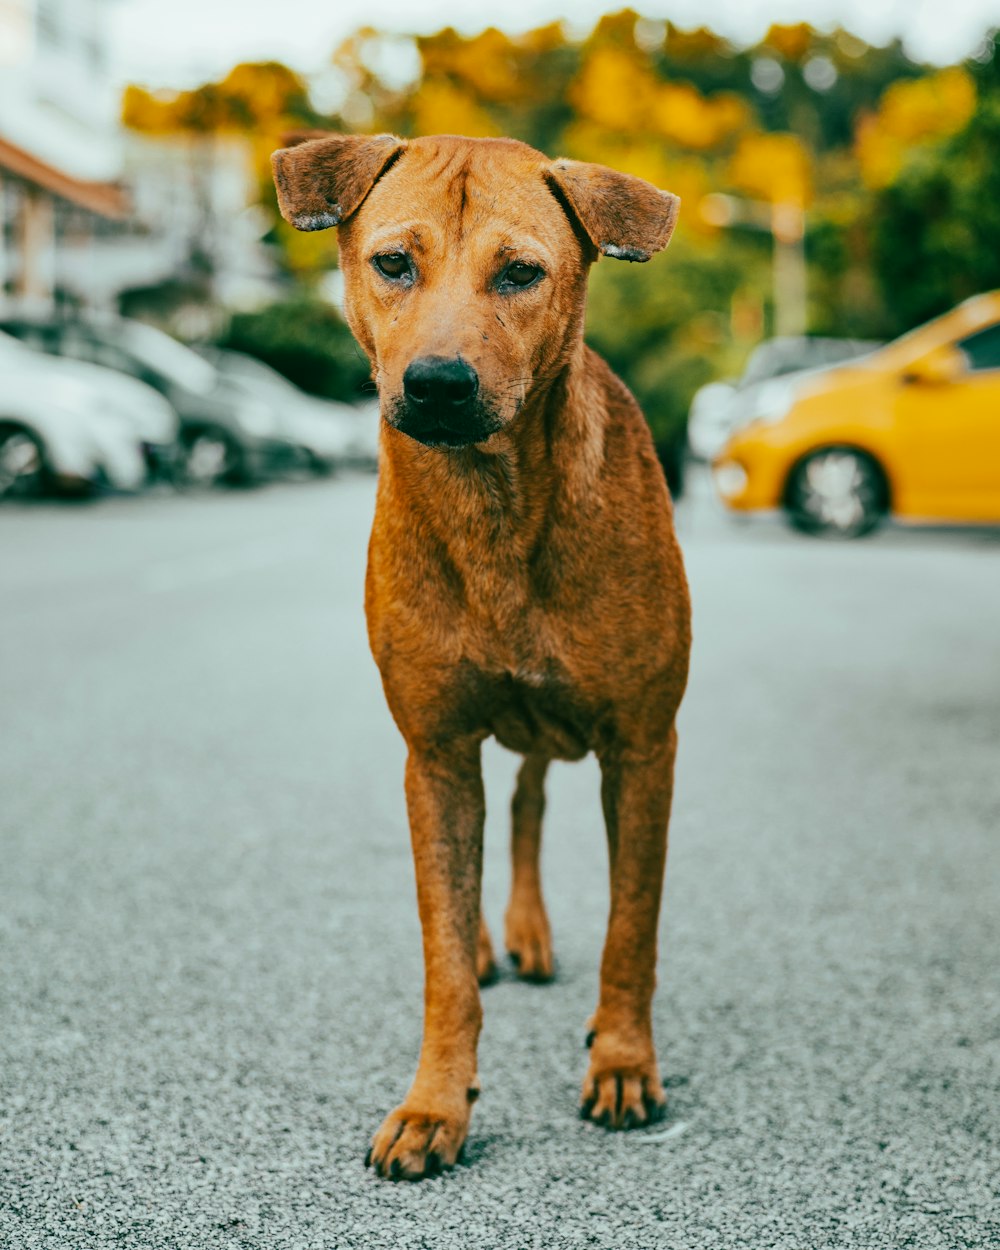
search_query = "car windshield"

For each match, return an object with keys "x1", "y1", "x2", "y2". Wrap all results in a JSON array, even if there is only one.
[
  {"x1": 223, "y1": 352, "x2": 298, "y2": 393},
  {"x1": 872, "y1": 297, "x2": 1000, "y2": 369},
  {"x1": 739, "y1": 338, "x2": 881, "y2": 388},
  {"x1": 118, "y1": 322, "x2": 217, "y2": 395},
  {"x1": 0, "y1": 329, "x2": 29, "y2": 357}
]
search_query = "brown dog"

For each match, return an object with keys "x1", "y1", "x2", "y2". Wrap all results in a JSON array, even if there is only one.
[{"x1": 271, "y1": 132, "x2": 691, "y2": 1181}]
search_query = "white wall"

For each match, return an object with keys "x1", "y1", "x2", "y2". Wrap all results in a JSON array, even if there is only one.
[{"x1": 0, "y1": 0, "x2": 122, "y2": 182}]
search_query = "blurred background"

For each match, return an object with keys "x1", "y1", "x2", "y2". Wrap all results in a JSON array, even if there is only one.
[
  {"x1": 1, "y1": 1, "x2": 1000, "y2": 513},
  {"x1": 1, "y1": 5, "x2": 998, "y2": 1248}
]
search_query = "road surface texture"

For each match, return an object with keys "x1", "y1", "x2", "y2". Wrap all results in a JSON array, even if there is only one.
[{"x1": 1, "y1": 472, "x2": 997, "y2": 1250}]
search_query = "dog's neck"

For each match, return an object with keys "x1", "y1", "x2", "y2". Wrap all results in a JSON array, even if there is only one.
[{"x1": 376, "y1": 337, "x2": 606, "y2": 568}]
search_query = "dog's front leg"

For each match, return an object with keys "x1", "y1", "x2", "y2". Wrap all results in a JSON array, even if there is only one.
[
  {"x1": 581, "y1": 729, "x2": 678, "y2": 1130},
  {"x1": 367, "y1": 740, "x2": 485, "y2": 1180}
]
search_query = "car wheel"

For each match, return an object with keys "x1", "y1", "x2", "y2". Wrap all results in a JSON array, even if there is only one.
[
  {"x1": 785, "y1": 448, "x2": 887, "y2": 538},
  {"x1": 181, "y1": 429, "x2": 244, "y2": 488},
  {"x1": 0, "y1": 429, "x2": 44, "y2": 500},
  {"x1": 305, "y1": 451, "x2": 336, "y2": 477}
]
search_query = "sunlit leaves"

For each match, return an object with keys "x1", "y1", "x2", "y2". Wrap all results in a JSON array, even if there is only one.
[
  {"x1": 728, "y1": 131, "x2": 813, "y2": 205},
  {"x1": 855, "y1": 67, "x2": 976, "y2": 188},
  {"x1": 122, "y1": 62, "x2": 315, "y2": 135},
  {"x1": 763, "y1": 23, "x2": 814, "y2": 63}
]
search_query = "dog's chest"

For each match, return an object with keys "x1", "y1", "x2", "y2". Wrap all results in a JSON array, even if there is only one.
[
  {"x1": 457, "y1": 565, "x2": 607, "y2": 759},
  {"x1": 475, "y1": 659, "x2": 597, "y2": 761}
]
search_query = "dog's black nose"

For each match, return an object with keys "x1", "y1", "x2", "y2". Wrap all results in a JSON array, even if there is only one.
[{"x1": 403, "y1": 356, "x2": 479, "y2": 408}]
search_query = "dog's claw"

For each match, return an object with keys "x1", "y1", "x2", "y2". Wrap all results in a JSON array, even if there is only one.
[
  {"x1": 364, "y1": 1148, "x2": 372, "y2": 1169},
  {"x1": 585, "y1": 1029, "x2": 596, "y2": 1049},
  {"x1": 646, "y1": 1099, "x2": 667, "y2": 1124}
]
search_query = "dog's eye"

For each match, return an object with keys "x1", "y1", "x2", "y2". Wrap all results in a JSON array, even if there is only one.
[
  {"x1": 502, "y1": 261, "x2": 543, "y2": 289},
  {"x1": 373, "y1": 252, "x2": 411, "y2": 280}
]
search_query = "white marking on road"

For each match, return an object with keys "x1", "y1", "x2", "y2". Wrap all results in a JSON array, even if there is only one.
[
  {"x1": 635, "y1": 1121, "x2": 689, "y2": 1144},
  {"x1": 140, "y1": 534, "x2": 304, "y2": 594}
]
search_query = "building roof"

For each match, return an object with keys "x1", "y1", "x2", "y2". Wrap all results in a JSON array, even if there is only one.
[{"x1": 0, "y1": 132, "x2": 128, "y2": 219}]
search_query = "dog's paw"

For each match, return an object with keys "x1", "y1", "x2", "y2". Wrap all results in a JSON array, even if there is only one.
[
  {"x1": 365, "y1": 1099, "x2": 472, "y2": 1181},
  {"x1": 579, "y1": 1031, "x2": 665, "y2": 1130},
  {"x1": 504, "y1": 898, "x2": 554, "y2": 982}
]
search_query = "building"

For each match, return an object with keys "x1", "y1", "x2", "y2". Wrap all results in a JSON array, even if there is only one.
[
  {"x1": 0, "y1": 0, "x2": 277, "y2": 317},
  {"x1": 0, "y1": 0, "x2": 128, "y2": 306}
]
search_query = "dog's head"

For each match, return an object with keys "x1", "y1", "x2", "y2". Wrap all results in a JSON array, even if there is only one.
[{"x1": 272, "y1": 133, "x2": 678, "y2": 449}]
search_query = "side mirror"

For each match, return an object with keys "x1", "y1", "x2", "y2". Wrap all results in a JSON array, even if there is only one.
[{"x1": 902, "y1": 346, "x2": 964, "y2": 386}]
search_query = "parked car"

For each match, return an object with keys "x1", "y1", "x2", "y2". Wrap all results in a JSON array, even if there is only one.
[
  {"x1": 687, "y1": 379, "x2": 738, "y2": 462},
  {"x1": 197, "y1": 347, "x2": 380, "y2": 472},
  {"x1": 688, "y1": 337, "x2": 882, "y2": 462},
  {"x1": 712, "y1": 292, "x2": 1000, "y2": 536},
  {"x1": 0, "y1": 329, "x2": 179, "y2": 481},
  {"x1": 0, "y1": 315, "x2": 293, "y2": 487},
  {"x1": 0, "y1": 339, "x2": 146, "y2": 499}
]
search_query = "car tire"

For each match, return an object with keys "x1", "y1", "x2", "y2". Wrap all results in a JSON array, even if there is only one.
[
  {"x1": 305, "y1": 451, "x2": 336, "y2": 477},
  {"x1": 180, "y1": 428, "x2": 247, "y2": 489},
  {"x1": 0, "y1": 427, "x2": 45, "y2": 500},
  {"x1": 785, "y1": 447, "x2": 887, "y2": 538}
]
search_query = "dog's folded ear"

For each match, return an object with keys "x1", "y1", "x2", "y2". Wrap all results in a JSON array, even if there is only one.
[
  {"x1": 546, "y1": 159, "x2": 679, "y2": 262},
  {"x1": 271, "y1": 132, "x2": 406, "y2": 232}
]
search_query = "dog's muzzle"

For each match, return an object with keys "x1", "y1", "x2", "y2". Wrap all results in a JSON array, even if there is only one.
[{"x1": 393, "y1": 356, "x2": 497, "y2": 447}]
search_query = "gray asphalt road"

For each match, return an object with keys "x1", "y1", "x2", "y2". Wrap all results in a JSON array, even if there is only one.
[{"x1": 1, "y1": 475, "x2": 998, "y2": 1250}]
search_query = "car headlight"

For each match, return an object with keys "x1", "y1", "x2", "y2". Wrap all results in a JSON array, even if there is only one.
[
  {"x1": 235, "y1": 400, "x2": 277, "y2": 437},
  {"x1": 751, "y1": 379, "x2": 799, "y2": 426}
]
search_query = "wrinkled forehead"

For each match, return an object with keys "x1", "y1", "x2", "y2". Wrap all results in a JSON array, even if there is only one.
[{"x1": 346, "y1": 137, "x2": 578, "y2": 261}]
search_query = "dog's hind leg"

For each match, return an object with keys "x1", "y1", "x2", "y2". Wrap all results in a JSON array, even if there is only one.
[
  {"x1": 476, "y1": 915, "x2": 499, "y2": 985},
  {"x1": 504, "y1": 753, "x2": 554, "y2": 981}
]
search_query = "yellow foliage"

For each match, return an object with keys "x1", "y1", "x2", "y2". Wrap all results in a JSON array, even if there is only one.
[
  {"x1": 560, "y1": 121, "x2": 715, "y2": 238},
  {"x1": 653, "y1": 84, "x2": 751, "y2": 150},
  {"x1": 665, "y1": 24, "x2": 729, "y2": 60},
  {"x1": 123, "y1": 63, "x2": 310, "y2": 136},
  {"x1": 763, "y1": 23, "x2": 814, "y2": 62},
  {"x1": 420, "y1": 28, "x2": 522, "y2": 104},
  {"x1": 728, "y1": 131, "x2": 812, "y2": 205},
  {"x1": 122, "y1": 84, "x2": 182, "y2": 133},
  {"x1": 217, "y1": 62, "x2": 307, "y2": 126},
  {"x1": 569, "y1": 43, "x2": 749, "y2": 152},
  {"x1": 855, "y1": 67, "x2": 976, "y2": 188},
  {"x1": 417, "y1": 24, "x2": 566, "y2": 106},
  {"x1": 410, "y1": 78, "x2": 500, "y2": 137},
  {"x1": 523, "y1": 21, "x2": 566, "y2": 54},
  {"x1": 274, "y1": 218, "x2": 338, "y2": 277},
  {"x1": 569, "y1": 46, "x2": 656, "y2": 131},
  {"x1": 880, "y1": 67, "x2": 974, "y2": 143},
  {"x1": 587, "y1": 9, "x2": 645, "y2": 48},
  {"x1": 654, "y1": 158, "x2": 716, "y2": 238}
]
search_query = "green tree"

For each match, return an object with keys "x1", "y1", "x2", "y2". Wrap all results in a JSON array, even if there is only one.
[
  {"x1": 221, "y1": 299, "x2": 372, "y2": 400},
  {"x1": 871, "y1": 53, "x2": 1000, "y2": 332}
]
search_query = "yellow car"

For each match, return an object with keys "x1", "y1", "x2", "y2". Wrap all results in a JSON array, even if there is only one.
[{"x1": 713, "y1": 292, "x2": 1000, "y2": 536}]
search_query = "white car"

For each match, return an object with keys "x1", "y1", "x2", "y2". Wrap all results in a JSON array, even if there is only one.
[
  {"x1": 687, "y1": 337, "x2": 883, "y2": 462},
  {"x1": 0, "y1": 330, "x2": 179, "y2": 480},
  {"x1": 199, "y1": 348, "x2": 380, "y2": 471},
  {"x1": 0, "y1": 347, "x2": 146, "y2": 498},
  {"x1": 687, "y1": 379, "x2": 738, "y2": 462}
]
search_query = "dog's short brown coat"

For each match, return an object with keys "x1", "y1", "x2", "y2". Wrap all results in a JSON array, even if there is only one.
[{"x1": 272, "y1": 133, "x2": 691, "y2": 1180}]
